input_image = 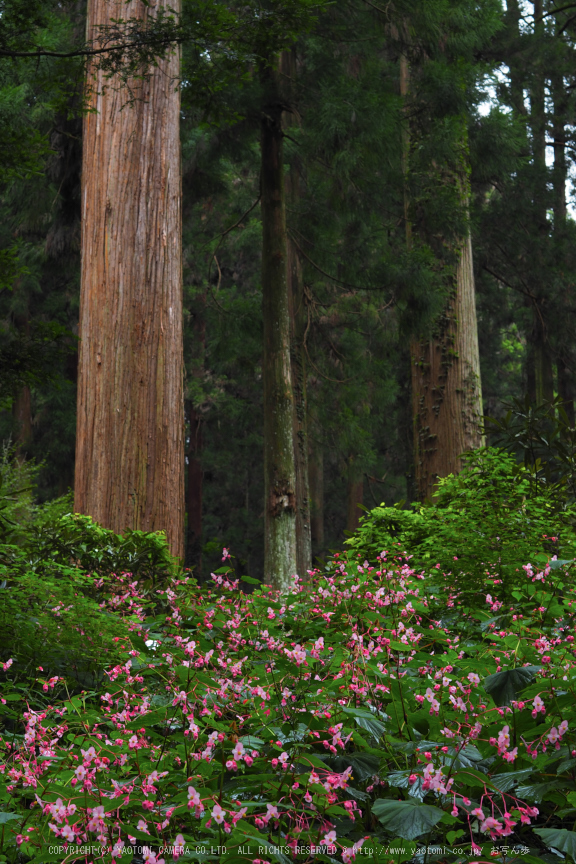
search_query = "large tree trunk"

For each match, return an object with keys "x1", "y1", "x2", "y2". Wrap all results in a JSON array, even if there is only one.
[
  {"x1": 75, "y1": 0, "x2": 184, "y2": 559},
  {"x1": 411, "y1": 232, "x2": 484, "y2": 500},
  {"x1": 400, "y1": 51, "x2": 483, "y2": 499},
  {"x1": 261, "y1": 58, "x2": 298, "y2": 590}
]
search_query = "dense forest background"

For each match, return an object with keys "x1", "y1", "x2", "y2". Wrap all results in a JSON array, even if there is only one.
[{"x1": 0, "y1": 0, "x2": 574, "y2": 580}]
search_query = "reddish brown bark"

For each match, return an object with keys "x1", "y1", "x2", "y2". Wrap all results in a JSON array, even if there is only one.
[
  {"x1": 411, "y1": 233, "x2": 484, "y2": 501},
  {"x1": 400, "y1": 52, "x2": 482, "y2": 499},
  {"x1": 75, "y1": 0, "x2": 184, "y2": 558}
]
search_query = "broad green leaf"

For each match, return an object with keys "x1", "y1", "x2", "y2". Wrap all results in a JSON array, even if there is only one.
[
  {"x1": 372, "y1": 798, "x2": 444, "y2": 840},
  {"x1": 535, "y1": 827, "x2": 576, "y2": 860},
  {"x1": 319, "y1": 752, "x2": 380, "y2": 781},
  {"x1": 387, "y1": 771, "x2": 426, "y2": 801},
  {"x1": 483, "y1": 666, "x2": 540, "y2": 706},
  {"x1": 0, "y1": 812, "x2": 20, "y2": 823},
  {"x1": 516, "y1": 780, "x2": 564, "y2": 802},
  {"x1": 342, "y1": 706, "x2": 387, "y2": 738},
  {"x1": 490, "y1": 768, "x2": 534, "y2": 792}
]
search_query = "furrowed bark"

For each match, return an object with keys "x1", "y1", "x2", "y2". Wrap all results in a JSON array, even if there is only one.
[
  {"x1": 75, "y1": 0, "x2": 184, "y2": 559},
  {"x1": 411, "y1": 230, "x2": 484, "y2": 500},
  {"x1": 261, "y1": 57, "x2": 298, "y2": 590},
  {"x1": 400, "y1": 51, "x2": 483, "y2": 499}
]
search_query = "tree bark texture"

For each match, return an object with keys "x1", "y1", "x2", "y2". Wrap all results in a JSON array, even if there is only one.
[
  {"x1": 75, "y1": 0, "x2": 184, "y2": 559},
  {"x1": 411, "y1": 232, "x2": 484, "y2": 500},
  {"x1": 287, "y1": 237, "x2": 312, "y2": 577},
  {"x1": 281, "y1": 49, "x2": 311, "y2": 579},
  {"x1": 261, "y1": 59, "x2": 298, "y2": 590},
  {"x1": 399, "y1": 51, "x2": 483, "y2": 499}
]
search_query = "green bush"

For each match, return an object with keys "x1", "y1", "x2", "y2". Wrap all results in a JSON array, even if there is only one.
[
  {"x1": 0, "y1": 449, "x2": 178, "y2": 682},
  {"x1": 345, "y1": 447, "x2": 576, "y2": 600}
]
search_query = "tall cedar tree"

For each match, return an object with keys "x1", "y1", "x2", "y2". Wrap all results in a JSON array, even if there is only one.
[
  {"x1": 398, "y1": 10, "x2": 486, "y2": 500},
  {"x1": 75, "y1": 0, "x2": 184, "y2": 558}
]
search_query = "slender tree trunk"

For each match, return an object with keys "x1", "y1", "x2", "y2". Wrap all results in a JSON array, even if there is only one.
[
  {"x1": 526, "y1": 0, "x2": 554, "y2": 407},
  {"x1": 506, "y1": 0, "x2": 528, "y2": 117},
  {"x1": 552, "y1": 46, "x2": 571, "y2": 418},
  {"x1": 185, "y1": 290, "x2": 206, "y2": 571},
  {"x1": 75, "y1": 0, "x2": 184, "y2": 559},
  {"x1": 280, "y1": 49, "x2": 311, "y2": 579},
  {"x1": 12, "y1": 312, "x2": 32, "y2": 458},
  {"x1": 346, "y1": 474, "x2": 364, "y2": 534},
  {"x1": 12, "y1": 386, "x2": 32, "y2": 457},
  {"x1": 287, "y1": 239, "x2": 312, "y2": 576},
  {"x1": 186, "y1": 403, "x2": 203, "y2": 571},
  {"x1": 261, "y1": 58, "x2": 298, "y2": 590},
  {"x1": 309, "y1": 437, "x2": 324, "y2": 556}
]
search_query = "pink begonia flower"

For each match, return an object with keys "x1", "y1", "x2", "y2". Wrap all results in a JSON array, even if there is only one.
[
  {"x1": 532, "y1": 695, "x2": 545, "y2": 718},
  {"x1": 232, "y1": 741, "x2": 245, "y2": 760},
  {"x1": 321, "y1": 830, "x2": 337, "y2": 846},
  {"x1": 480, "y1": 816, "x2": 503, "y2": 838},
  {"x1": 187, "y1": 786, "x2": 203, "y2": 809},
  {"x1": 60, "y1": 824, "x2": 75, "y2": 842},
  {"x1": 212, "y1": 803, "x2": 226, "y2": 824},
  {"x1": 264, "y1": 803, "x2": 279, "y2": 823},
  {"x1": 342, "y1": 838, "x2": 366, "y2": 863},
  {"x1": 172, "y1": 835, "x2": 185, "y2": 860}
]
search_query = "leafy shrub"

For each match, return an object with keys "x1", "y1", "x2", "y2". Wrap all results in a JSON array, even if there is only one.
[
  {"x1": 0, "y1": 458, "x2": 177, "y2": 680},
  {"x1": 346, "y1": 447, "x2": 576, "y2": 600},
  {"x1": 14, "y1": 512, "x2": 177, "y2": 585},
  {"x1": 2, "y1": 543, "x2": 576, "y2": 863},
  {"x1": 0, "y1": 568, "x2": 140, "y2": 687}
]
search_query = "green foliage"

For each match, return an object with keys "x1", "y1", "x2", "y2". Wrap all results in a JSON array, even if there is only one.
[
  {"x1": 2, "y1": 512, "x2": 177, "y2": 587},
  {"x1": 487, "y1": 397, "x2": 576, "y2": 498},
  {"x1": 0, "y1": 567, "x2": 131, "y2": 684},
  {"x1": 345, "y1": 448, "x2": 576, "y2": 599}
]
